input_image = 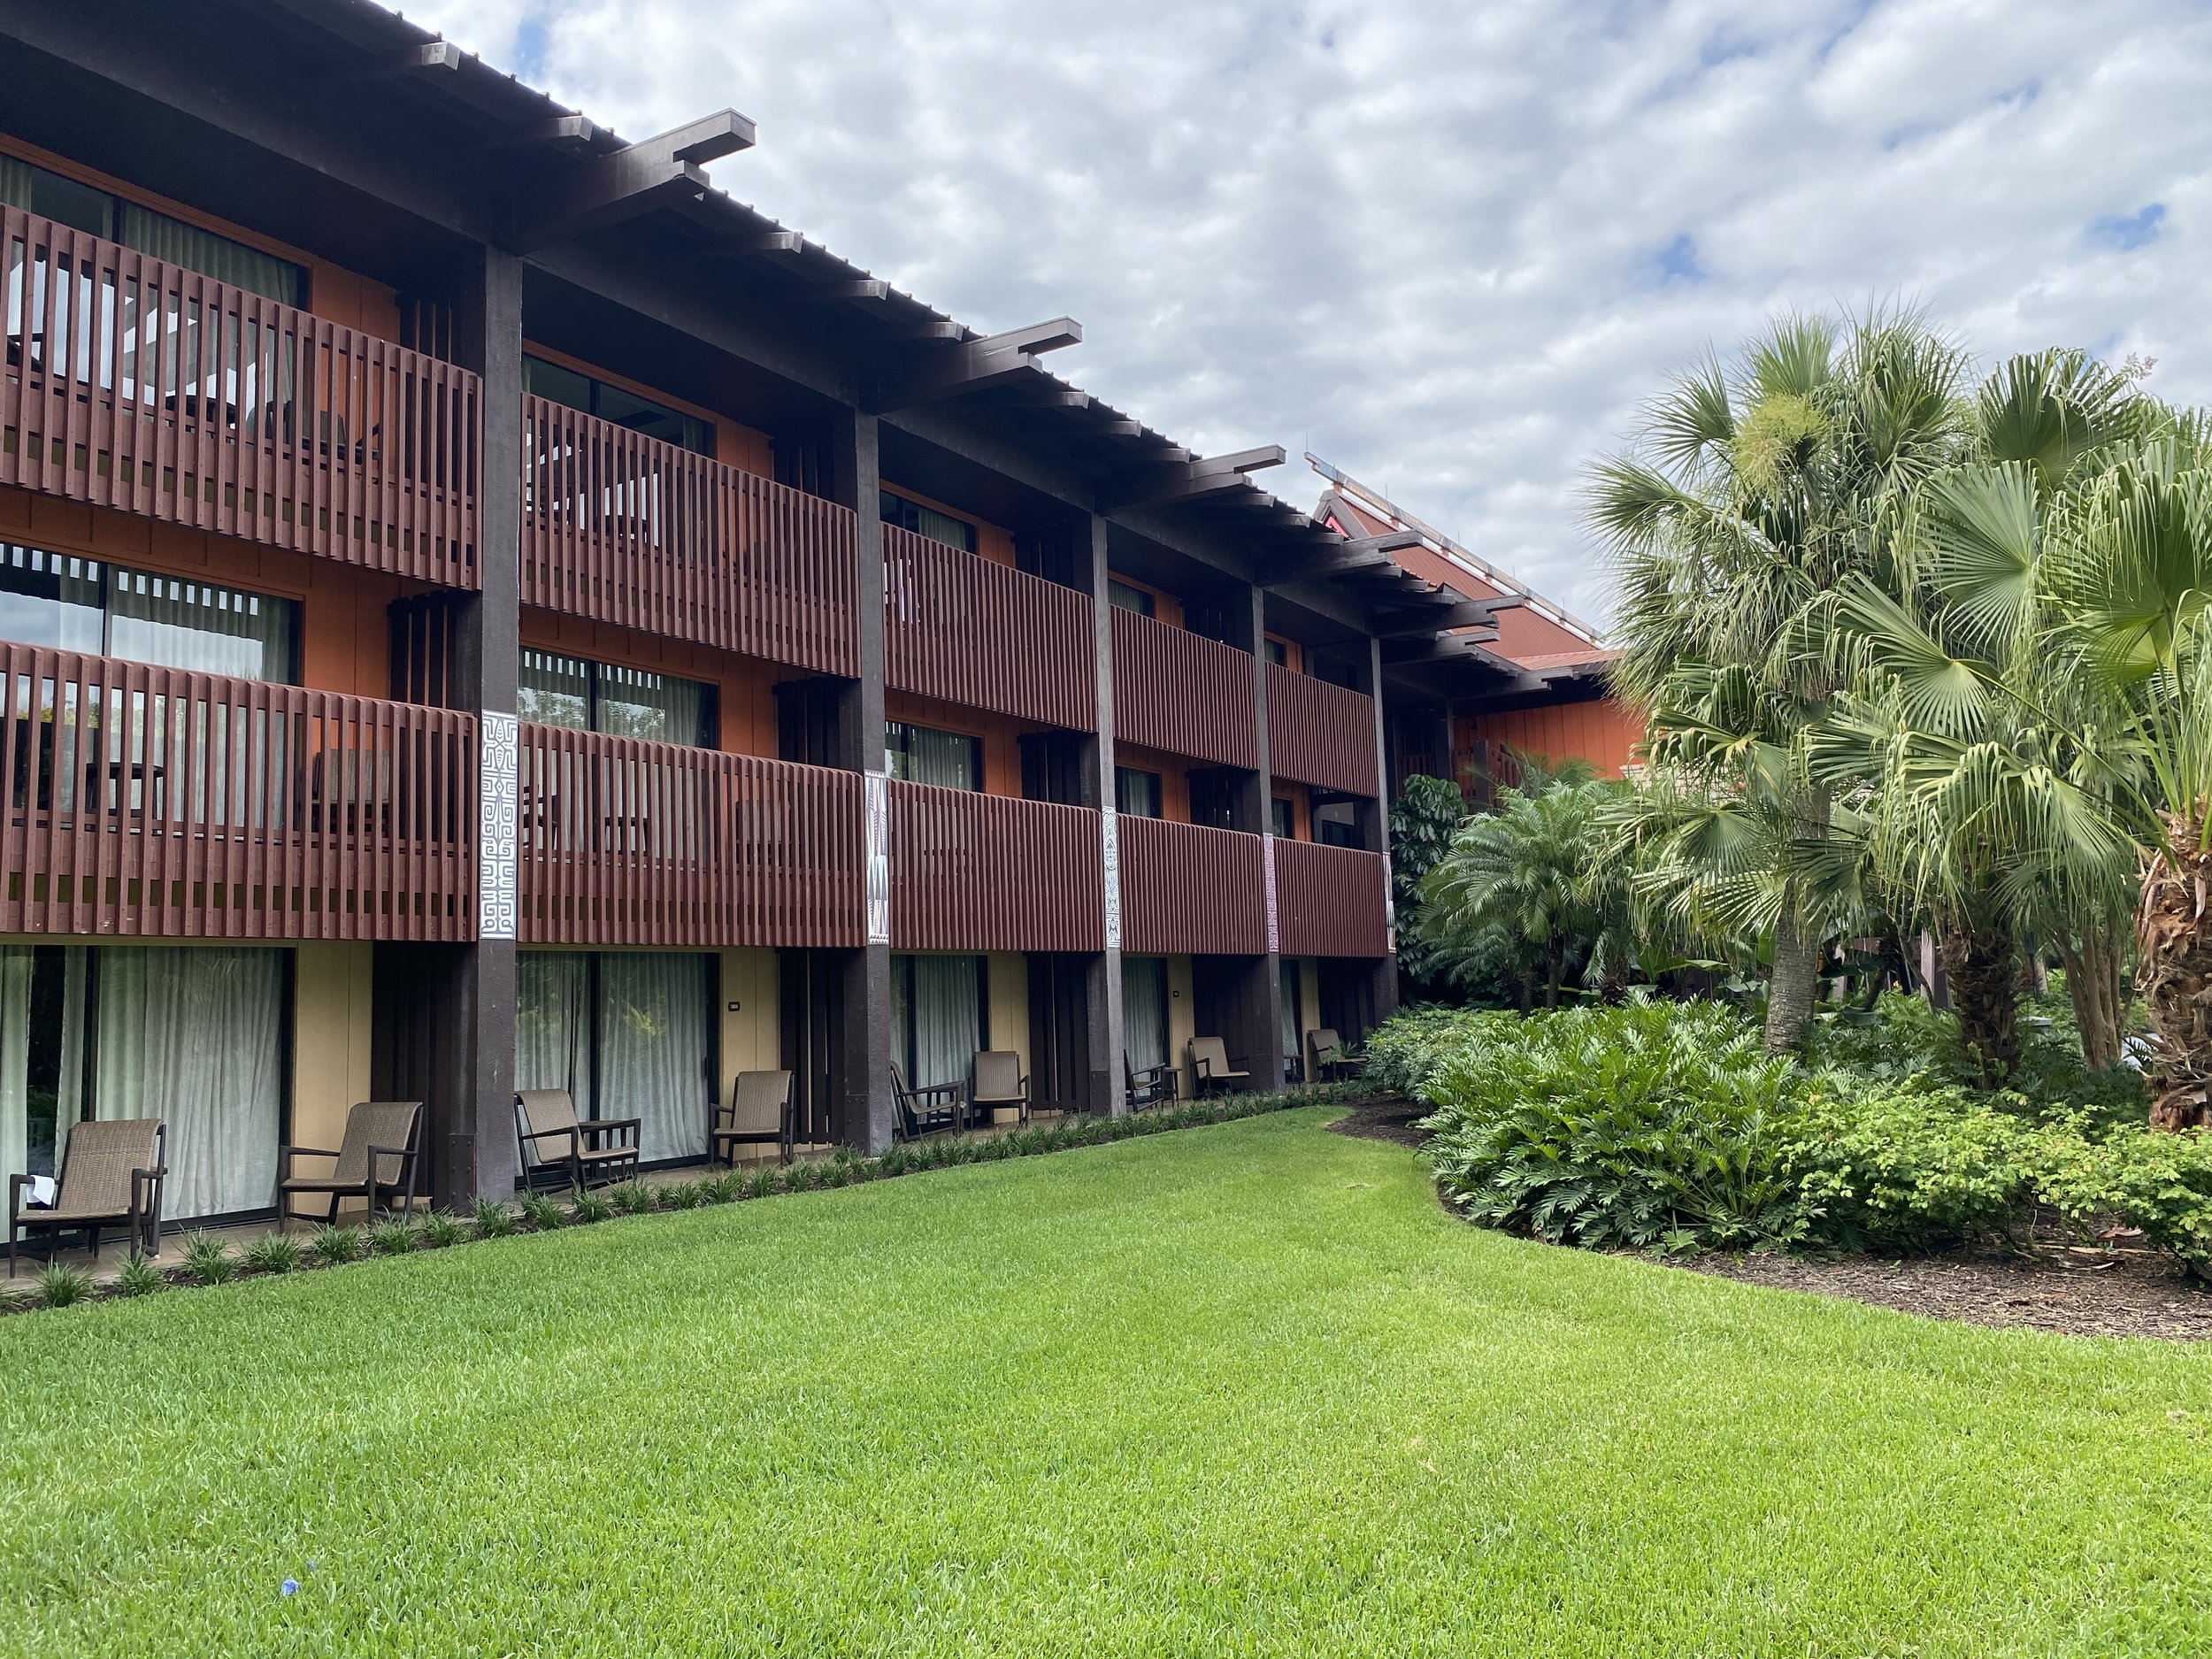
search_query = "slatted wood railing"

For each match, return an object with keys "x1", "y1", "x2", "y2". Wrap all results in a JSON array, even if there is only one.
[
  {"x1": 520, "y1": 397, "x2": 859, "y2": 676},
  {"x1": 0, "y1": 206, "x2": 479, "y2": 586},
  {"x1": 517, "y1": 726, "x2": 864, "y2": 947},
  {"x1": 889, "y1": 780, "x2": 1102, "y2": 952},
  {"x1": 1266, "y1": 662, "x2": 1379, "y2": 796},
  {"x1": 883, "y1": 525, "x2": 1095, "y2": 729},
  {"x1": 1110, "y1": 609, "x2": 1257, "y2": 770},
  {"x1": 1117, "y1": 816, "x2": 1266, "y2": 956},
  {"x1": 0, "y1": 644, "x2": 475, "y2": 939},
  {"x1": 1273, "y1": 838, "x2": 1389, "y2": 958}
]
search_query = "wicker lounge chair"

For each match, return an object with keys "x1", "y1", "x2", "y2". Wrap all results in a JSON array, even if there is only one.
[
  {"x1": 1307, "y1": 1027, "x2": 1364, "y2": 1084},
  {"x1": 8, "y1": 1118, "x2": 166, "y2": 1275},
  {"x1": 891, "y1": 1063, "x2": 963, "y2": 1141},
  {"x1": 279, "y1": 1101, "x2": 423, "y2": 1230},
  {"x1": 969, "y1": 1051, "x2": 1030, "y2": 1126},
  {"x1": 513, "y1": 1090, "x2": 640, "y2": 1193},
  {"x1": 713, "y1": 1071, "x2": 795, "y2": 1166},
  {"x1": 1189, "y1": 1036, "x2": 1251, "y2": 1097},
  {"x1": 1125, "y1": 1053, "x2": 1177, "y2": 1110}
]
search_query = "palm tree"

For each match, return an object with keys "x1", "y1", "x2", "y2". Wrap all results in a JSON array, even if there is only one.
[
  {"x1": 1824, "y1": 350, "x2": 2149, "y2": 1079},
  {"x1": 1591, "y1": 310, "x2": 1970, "y2": 1050},
  {"x1": 1414, "y1": 778, "x2": 1629, "y2": 1010},
  {"x1": 1830, "y1": 364, "x2": 2212, "y2": 1121}
]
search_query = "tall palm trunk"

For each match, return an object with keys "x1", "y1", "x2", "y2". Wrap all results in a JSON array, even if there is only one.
[
  {"x1": 1764, "y1": 896, "x2": 1820, "y2": 1054},
  {"x1": 2055, "y1": 921, "x2": 2127, "y2": 1073},
  {"x1": 1939, "y1": 915, "x2": 2020, "y2": 1087},
  {"x1": 2138, "y1": 812, "x2": 2212, "y2": 1130}
]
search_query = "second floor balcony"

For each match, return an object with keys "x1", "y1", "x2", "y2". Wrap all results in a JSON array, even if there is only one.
[
  {"x1": 1110, "y1": 608, "x2": 1257, "y2": 771},
  {"x1": 0, "y1": 641, "x2": 476, "y2": 941},
  {"x1": 882, "y1": 526, "x2": 1096, "y2": 731},
  {"x1": 1, "y1": 205, "x2": 480, "y2": 587},
  {"x1": 1117, "y1": 816, "x2": 1266, "y2": 956},
  {"x1": 1265, "y1": 663, "x2": 1379, "y2": 798}
]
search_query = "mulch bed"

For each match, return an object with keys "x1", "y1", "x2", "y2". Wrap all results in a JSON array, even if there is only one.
[{"x1": 1328, "y1": 1095, "x2": 2212, "y2": 1341}]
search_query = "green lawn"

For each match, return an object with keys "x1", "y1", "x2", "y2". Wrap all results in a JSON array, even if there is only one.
[{"x1": 3, "y1": 1107, "x2": 2208, "y2": 1656}]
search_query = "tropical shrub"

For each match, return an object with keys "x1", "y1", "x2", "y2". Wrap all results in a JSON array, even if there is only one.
[
  {"x1": 367, "y1": 1220, "x2": 417, "y2": 1256},
  {"x1": 1418, "y1": 1002, "x2": 1816, "y2": 1250},
  {"x1": 1787, "y1": 1084, "x2": 2042, "y2": 1252},
  {"x1": 309, "y1": 1225, "x2": 364, "y2": 1265},
  {"x1": 180, "y1": 1231, "x2": 236, "y2": 1286},
  {"x1": 112, "y1": 1250, "x2": 164, "y2": 1298},
  {"x1": 1363, "y1": 1005, "x2": 1487, "y2": 1099},
  {"x1": 517, "y1": 1194, "x2": 566, "y2": 1232},
  {"x1": 2034, "y1": 1127, "x2": 2212, "y2": 1272},
  {"x1": 34, "y1": 1263, "x2": 95, "y2": 1309},
  {"x1": 243, "y1": 1233, "x2": 303, "y2": 1275},
  {"x1": 570, "y1": 1189, "x2": 615, "y2": 1225},
  {"x1": 472, "y1": 1199, "x2": 518, "y2": 1240},
  {"x1": 419, "y1": 1210, "x2": 472, "y2": 1248}
]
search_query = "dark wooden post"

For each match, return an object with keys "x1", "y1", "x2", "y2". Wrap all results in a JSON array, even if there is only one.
[
  {"x1": 1082, "y1": 512, "x2": 1126, "y2": 1115},
  {"x1": 826, "y1": 411, "x2": 896, "y2": 1153},
  {"x1": 1363, "y1": 635, "x2": 1402, "y2": 1025},
  {"x1": 1233, "y1": 582, "x2": 1287, "y2": 1091}
]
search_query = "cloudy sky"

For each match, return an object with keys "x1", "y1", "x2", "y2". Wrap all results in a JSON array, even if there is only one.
[{"x1": 410, "y1": 0, "x2": 2212, "y2": 626}]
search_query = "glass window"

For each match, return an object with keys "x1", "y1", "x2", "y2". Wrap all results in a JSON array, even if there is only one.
[
  {"x1": 107, "y1": 567, "x2": 294, "y2": 682},
  {"x1": 516, "y1": 951, "x2": 714, "y2": 1165},
  {"x1": 1107, "y1": 580, "x2": 1156, "y2": 618},
  {"x1": 518, "y1": 649, "x2": 711, "y2": 746},
  {"x1": 1264, "y1": 638, "x2": 1288, "y2": 666},
  {"x1": 1114, "y1": 766, "x2": 1161, "y2": 818},
  {"x1": 1317, "y1": 802, "x2": 1361, "y2": 849},
  {"x1": 0, "y1": 545, "x2": 295, "y2": 682},
  {"x1": 522, "y1": 356, "x2": 713, "y2": 457},
  {"x1": 1121, "y1": 956, "x2": 1169, "y2": 1075},
  {"x1": 1279, "y1": 964, "x2": 1302, "y2": 1072},
  {"x1": 1271, "y1": 797, "x2": 1294, "y2": 839},
  {"x1": 893, "y1": 954, "x2": 984, "y2": 1092},
  {"x1": 879, "y1": 490, "x2": 978, "y2": 553},
  {"x1": 0, "y1": 156, "x2": 303, "y2": 304},
  {"x1": 885, "y1": 720, "x2": 981, "y2": 789}
]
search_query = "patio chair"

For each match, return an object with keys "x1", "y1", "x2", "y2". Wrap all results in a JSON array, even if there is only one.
[
  {"x1": 1188, "y1": 1036, "x2": 1251, "y2": 1097},
  {"x1": 1125, "y1": 1053, "x2": 1177, "y2": 1110},
  {"x1": 713, "y1": 1070, "x2": 795, "y2": 1167},
  {"x1": 891, "y1": 1062, "x2": 964, "y2": 1141},
  {"x1": 8, "y1": 1118, "x2": 167, "y2": 1276},
  {"x1": 1308, "y1": 1027, "x2": 1365, "y2": 1084},
  {"x1": 279, "y1": 1101, "x2": 423, "y2": 1230},
  {"x1": 513, "y1": 1090, "x2": 641, "y2": 1193},
  {"x1": 969, "y1": 1051, "x2": 1030, "y2": 1127}
]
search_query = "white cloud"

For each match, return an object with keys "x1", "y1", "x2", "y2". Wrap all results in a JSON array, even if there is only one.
[{"x1": 407, "y1": 0, "x2": 2212, "y2": 626}]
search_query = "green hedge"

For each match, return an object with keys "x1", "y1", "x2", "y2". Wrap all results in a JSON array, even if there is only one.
[{"x1": 1387, "y1": 999, "x2": 2212, "y2": 1271}]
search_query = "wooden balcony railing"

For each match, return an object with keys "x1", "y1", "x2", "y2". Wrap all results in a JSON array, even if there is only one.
[
  {"x1": 883, "y1": 526, "x2": 1095, "y2": 729},
  {"x1": 518, "y1": 726, "x2": 863, "y2": 948},
  {"x1": 0, "y1": 644, "x2": 474, "y2": 940},
  {"x1": 1273, "y1": 839, "x2": 1389, "y2": 958},
  {"x1": 1117, "y1": 816, "x2": 1266, "y2": 956},
  {"x1": 1266, "y1": 663, "x2": 1379, "y2": 797},
  {"x1": 1110, "y1": 609, "x2": 1257, "y2": 771},
  {"x1": 520, "y1": 397, "x2": 860, "y2": 677},
  {"x1": 0, "y1": 207, "x2": 479, "y2": 586},
  {"x1": 889, "y1": 780, "x2": 1102, "y2": 953}
]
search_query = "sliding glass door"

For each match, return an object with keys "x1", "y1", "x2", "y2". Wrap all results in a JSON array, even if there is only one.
[
  {"x1": 0, "y1": 944, "x2": 283, "y2": 1220},
  {"x1": 515, "y1": 950, "x2": 712, "y2": 1164},
  {"x1": 1121, "y1": 956, "x2": 1170, "y2": 1075},
  {"x1": 892, "y1": 955, "x2": 984, "y2": 1092}
]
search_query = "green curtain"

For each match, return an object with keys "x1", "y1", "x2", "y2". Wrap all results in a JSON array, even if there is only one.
[{"x1": 118, "y1": 203, "x2": 301, "y2": 306}]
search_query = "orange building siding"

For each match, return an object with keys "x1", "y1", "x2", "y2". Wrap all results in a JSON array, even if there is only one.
[{"x1": 1458, "y1": 698, "x2": 1642, "y2": 780}]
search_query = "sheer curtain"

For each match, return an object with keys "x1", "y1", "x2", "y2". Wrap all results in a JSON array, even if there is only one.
[
  {"x1": 97, "y1": 948, "x2": 281, "y2": 1220},
  {"x1": 896, "y1": 955, "x2": 981, "y2": 1091},
  {"x1": 116, "y1": 203, "x2": 303, "y2": 305},
  {"x1": 1279, "y1": 966, "x2": 1302, "y2": 1074},
  {"x1": 0, "y1": 948, "x2": 27, "y2": 1187},
  {"x1": 516, "y1": 952, "x2": 591, "y2": 1118},
  {"x1": 1121, "y1": 956, "x2": 1169, "y2": 1073},
  {"x1": 597, "y1": 954, "x2": 709, "y2": 1163}
]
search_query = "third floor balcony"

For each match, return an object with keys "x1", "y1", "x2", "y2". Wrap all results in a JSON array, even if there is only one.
[{"x1": 1, "y1": 204, "x2": 480, "y2": 587}]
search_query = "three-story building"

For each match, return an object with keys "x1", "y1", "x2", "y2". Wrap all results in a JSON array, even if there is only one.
[{"x1": 0, "y1": 0, "x2": 1476, "y2": 1224}]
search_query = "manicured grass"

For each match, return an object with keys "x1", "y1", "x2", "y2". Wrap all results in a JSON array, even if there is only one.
[{"x1": 2, "y1": 1108, "x2": 2209, "y2": 1656}]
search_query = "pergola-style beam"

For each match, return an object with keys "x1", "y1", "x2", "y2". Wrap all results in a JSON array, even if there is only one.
[
  {"x1": 1370, "y1": 598, "x2": 1495, "y2": 636},
  {"x1": 874, "y1": 319, "x2": 1083, "y2": 411},
  {"x1": 1263, "y1": 530, "x2": 1425, "y2": 587},
  {"x1": 1103, "y1": 444, "x2": 1285, "y2": 511},
  {"x1": 1380, "y1": 631, "x2": 1500, "y2": 664},
  {"x1": 513, "y1": 109, "x2": 756, "y2": 252}
]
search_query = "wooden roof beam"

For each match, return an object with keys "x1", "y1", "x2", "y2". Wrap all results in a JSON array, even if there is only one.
[
  {"x1": 874, "y1": 319, "x2": 1082, "y2": 411},
  {"x1": 513, "y1": 109, "x2": 756, "y2": 252}
]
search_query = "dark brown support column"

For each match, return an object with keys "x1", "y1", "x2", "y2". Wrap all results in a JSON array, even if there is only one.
[
  {"x1": 1082, "y1": 512, "x2": 1125, "y2": 1115},
  {"x1": 397, "y1": 245, "x2": 521, "y2": 1207},
  {"x1": 1364, "y1": 635, "x2": 1402, "y2": 1026},
  {"x1": 826, "y1": 411, "x2": 896, "y2": 1153},
  {"x1": 1235, "y1": 583, "x2": 1286, "y2": 1091}
]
